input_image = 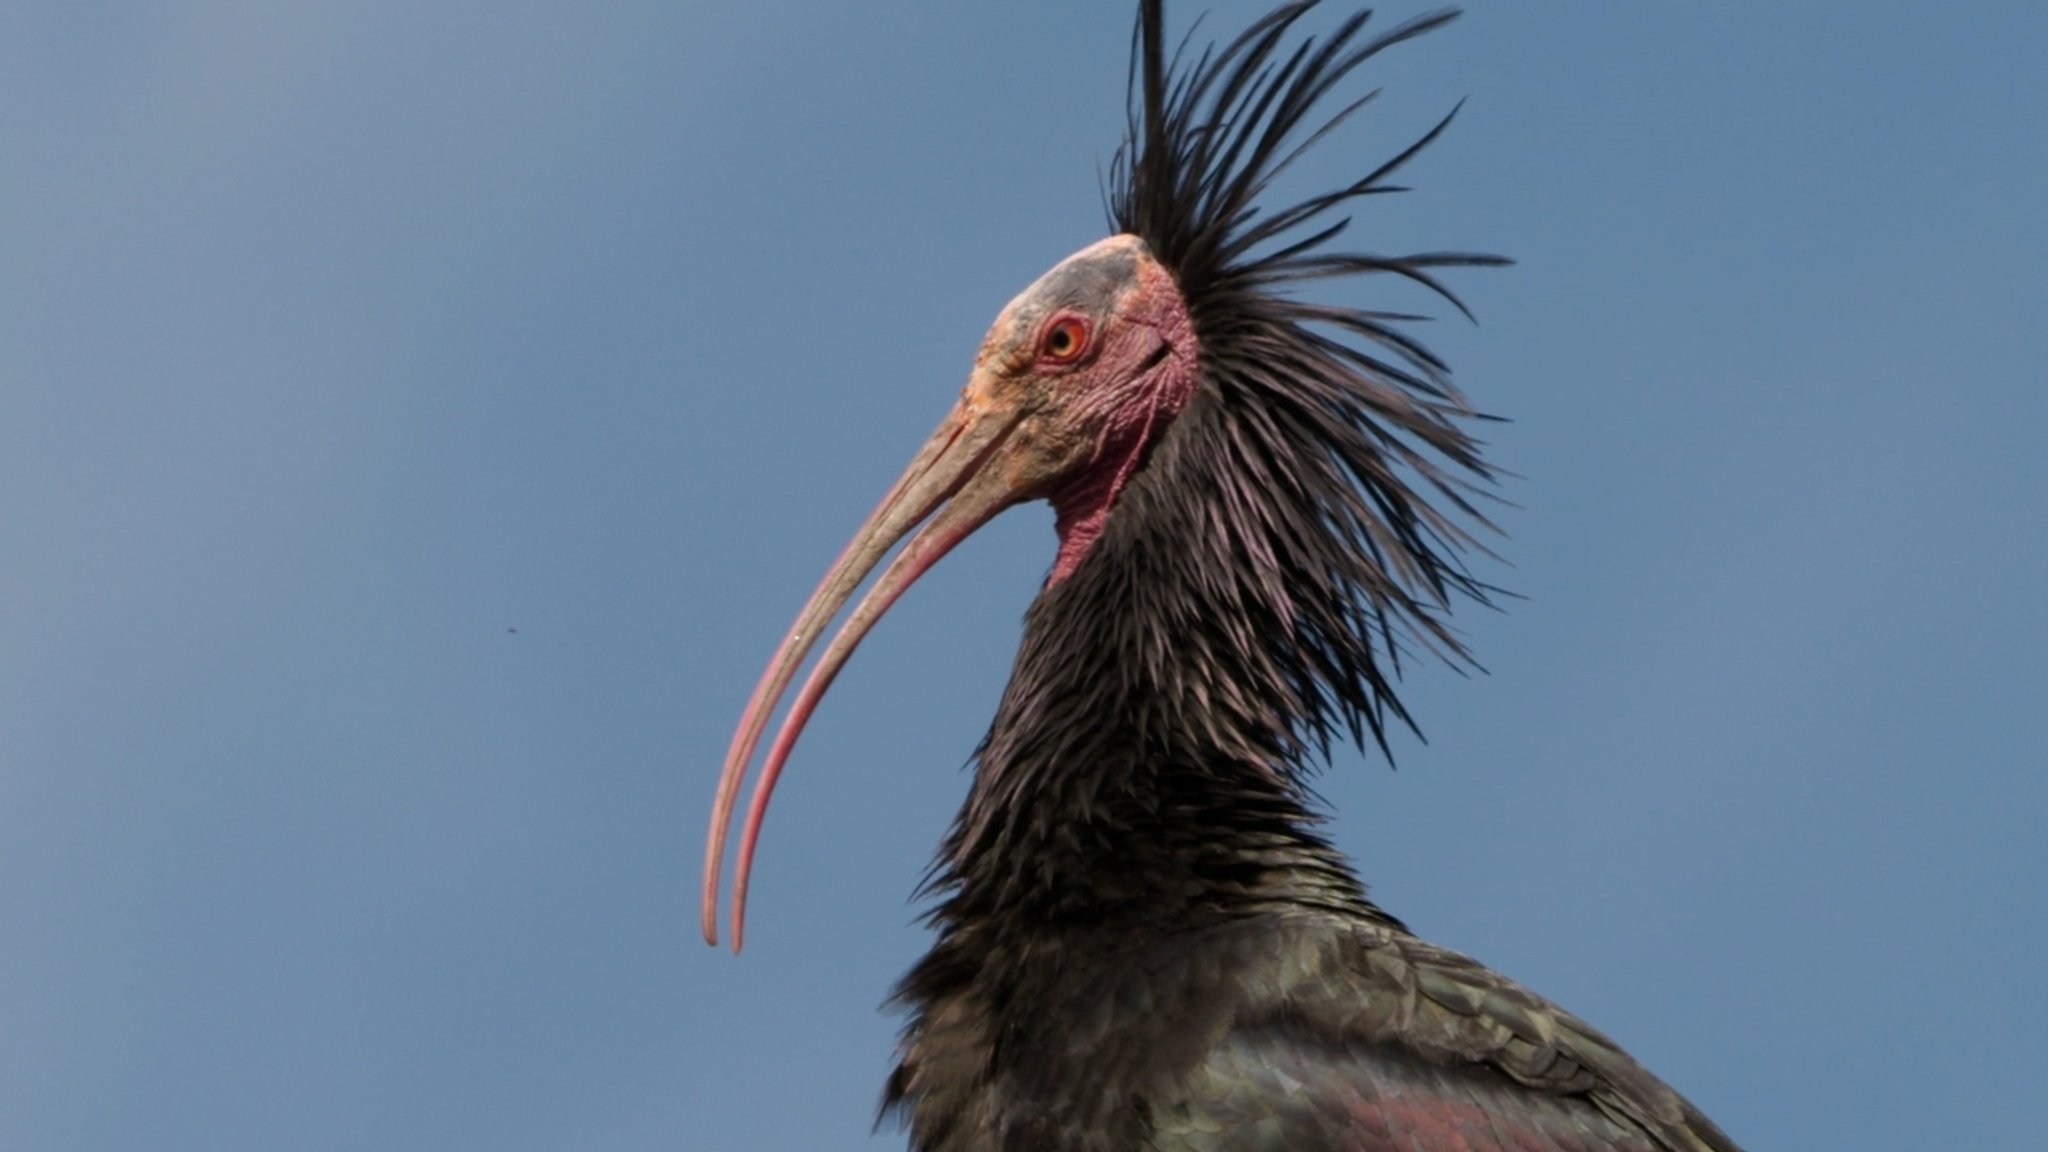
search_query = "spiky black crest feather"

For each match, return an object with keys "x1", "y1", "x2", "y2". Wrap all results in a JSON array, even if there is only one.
[{"x1": 1109, "y1": 0, "x2": 1507, "y2": 762}]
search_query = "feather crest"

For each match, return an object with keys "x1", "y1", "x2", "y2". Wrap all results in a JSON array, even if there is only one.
[{"x1": 1109, "y1": 0, "x2": 1508, "y2": 760}]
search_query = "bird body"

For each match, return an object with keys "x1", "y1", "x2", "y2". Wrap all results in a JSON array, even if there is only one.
[
  {"x1": 892, "y1": 914, "x2": 1733, "y2": 1152},
  {"x1": 704, "y1": 4, "x2": 1745, "y2": 1149}
]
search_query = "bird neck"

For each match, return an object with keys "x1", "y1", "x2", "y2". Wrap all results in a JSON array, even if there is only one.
[{"x1": 926, "y1": 390, "x2": 1384, "y2": 941}]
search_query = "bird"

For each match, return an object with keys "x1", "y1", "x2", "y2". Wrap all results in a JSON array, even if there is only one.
[{"x1": 703, "y1": 3, "x2": 1745, "y2": 1149}]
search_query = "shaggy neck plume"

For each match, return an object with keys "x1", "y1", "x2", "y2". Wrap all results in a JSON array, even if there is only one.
[
  {"x1": 1046, "y1": 253, "x2": 1199, "y2": 583},
  {"x1": 939, "y1": 385, "x2": 1388, "y2": 934}
]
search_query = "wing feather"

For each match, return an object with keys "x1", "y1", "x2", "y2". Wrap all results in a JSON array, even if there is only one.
[{"x1": 1145, "y1": 919, "x2": 1743, "y2": 1152}]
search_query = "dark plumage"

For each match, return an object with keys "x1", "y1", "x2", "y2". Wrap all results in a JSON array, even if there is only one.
[{"x1": 706, "y1": 4, "x2": 1744, "y2": 1150}]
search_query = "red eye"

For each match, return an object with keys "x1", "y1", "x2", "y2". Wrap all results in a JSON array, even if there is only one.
[{"x1": 1041, "y1": 317, "x2": 1089, "y2": 363}]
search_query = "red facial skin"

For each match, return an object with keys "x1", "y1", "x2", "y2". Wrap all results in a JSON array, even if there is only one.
[
  {"x1": 703, "y1": 234, "x2": 1200, "y2": 950},
  {"x1": 1036, "y1": 251, "x2": 1199, "y2": 582}
]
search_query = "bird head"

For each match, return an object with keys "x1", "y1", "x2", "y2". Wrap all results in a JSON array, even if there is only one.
[
  {"x1": 955, "y1": 235, "x2": 1203, "y2": 580},
  {"x1": 703, "y1": 234, "x2": 1201, "y2": 951}
]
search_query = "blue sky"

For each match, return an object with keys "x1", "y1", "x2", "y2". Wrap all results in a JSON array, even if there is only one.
[{"x1": 3, "y1": 2, "x2": 2044, "y2": 1148}]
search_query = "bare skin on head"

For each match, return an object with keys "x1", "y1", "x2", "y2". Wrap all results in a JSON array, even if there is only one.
[
  {"x1": 971, "y1": 235, "x2": 1202, "y2": 582},
  {"x1": 704, "y1": 233, "x2": 1199, "y2": 949}
]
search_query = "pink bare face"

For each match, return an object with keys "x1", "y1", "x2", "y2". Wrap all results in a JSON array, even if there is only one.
[
  {"x1": 960, "y1": 235, "x2": 1202, "y2": 579},
  {"x1": 703, "y1": 233, "x2": 1200, "y2": 949}
]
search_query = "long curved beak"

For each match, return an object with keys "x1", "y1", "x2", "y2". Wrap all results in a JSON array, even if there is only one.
[{"x1": 703, "y1": 387, "x2": 1030, "y2": 951}]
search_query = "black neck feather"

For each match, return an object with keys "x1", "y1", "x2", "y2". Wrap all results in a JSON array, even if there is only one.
[{"x1": 929, "y1": 384, "x2": 1403, "y2": 942}]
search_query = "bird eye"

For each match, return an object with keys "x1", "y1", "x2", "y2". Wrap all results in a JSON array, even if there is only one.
[{"x1": 1041, "y1": 317, "x2": 1089, "y2": 364}]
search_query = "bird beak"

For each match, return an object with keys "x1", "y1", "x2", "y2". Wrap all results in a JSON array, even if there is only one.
[{"x1": 704, "y1": 385, "x2": 1031, "y2": 951}]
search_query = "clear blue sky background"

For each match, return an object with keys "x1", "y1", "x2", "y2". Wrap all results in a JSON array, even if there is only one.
[{"x1": 4, "y1": 2, "x2": 2044, "y2": 1148}]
